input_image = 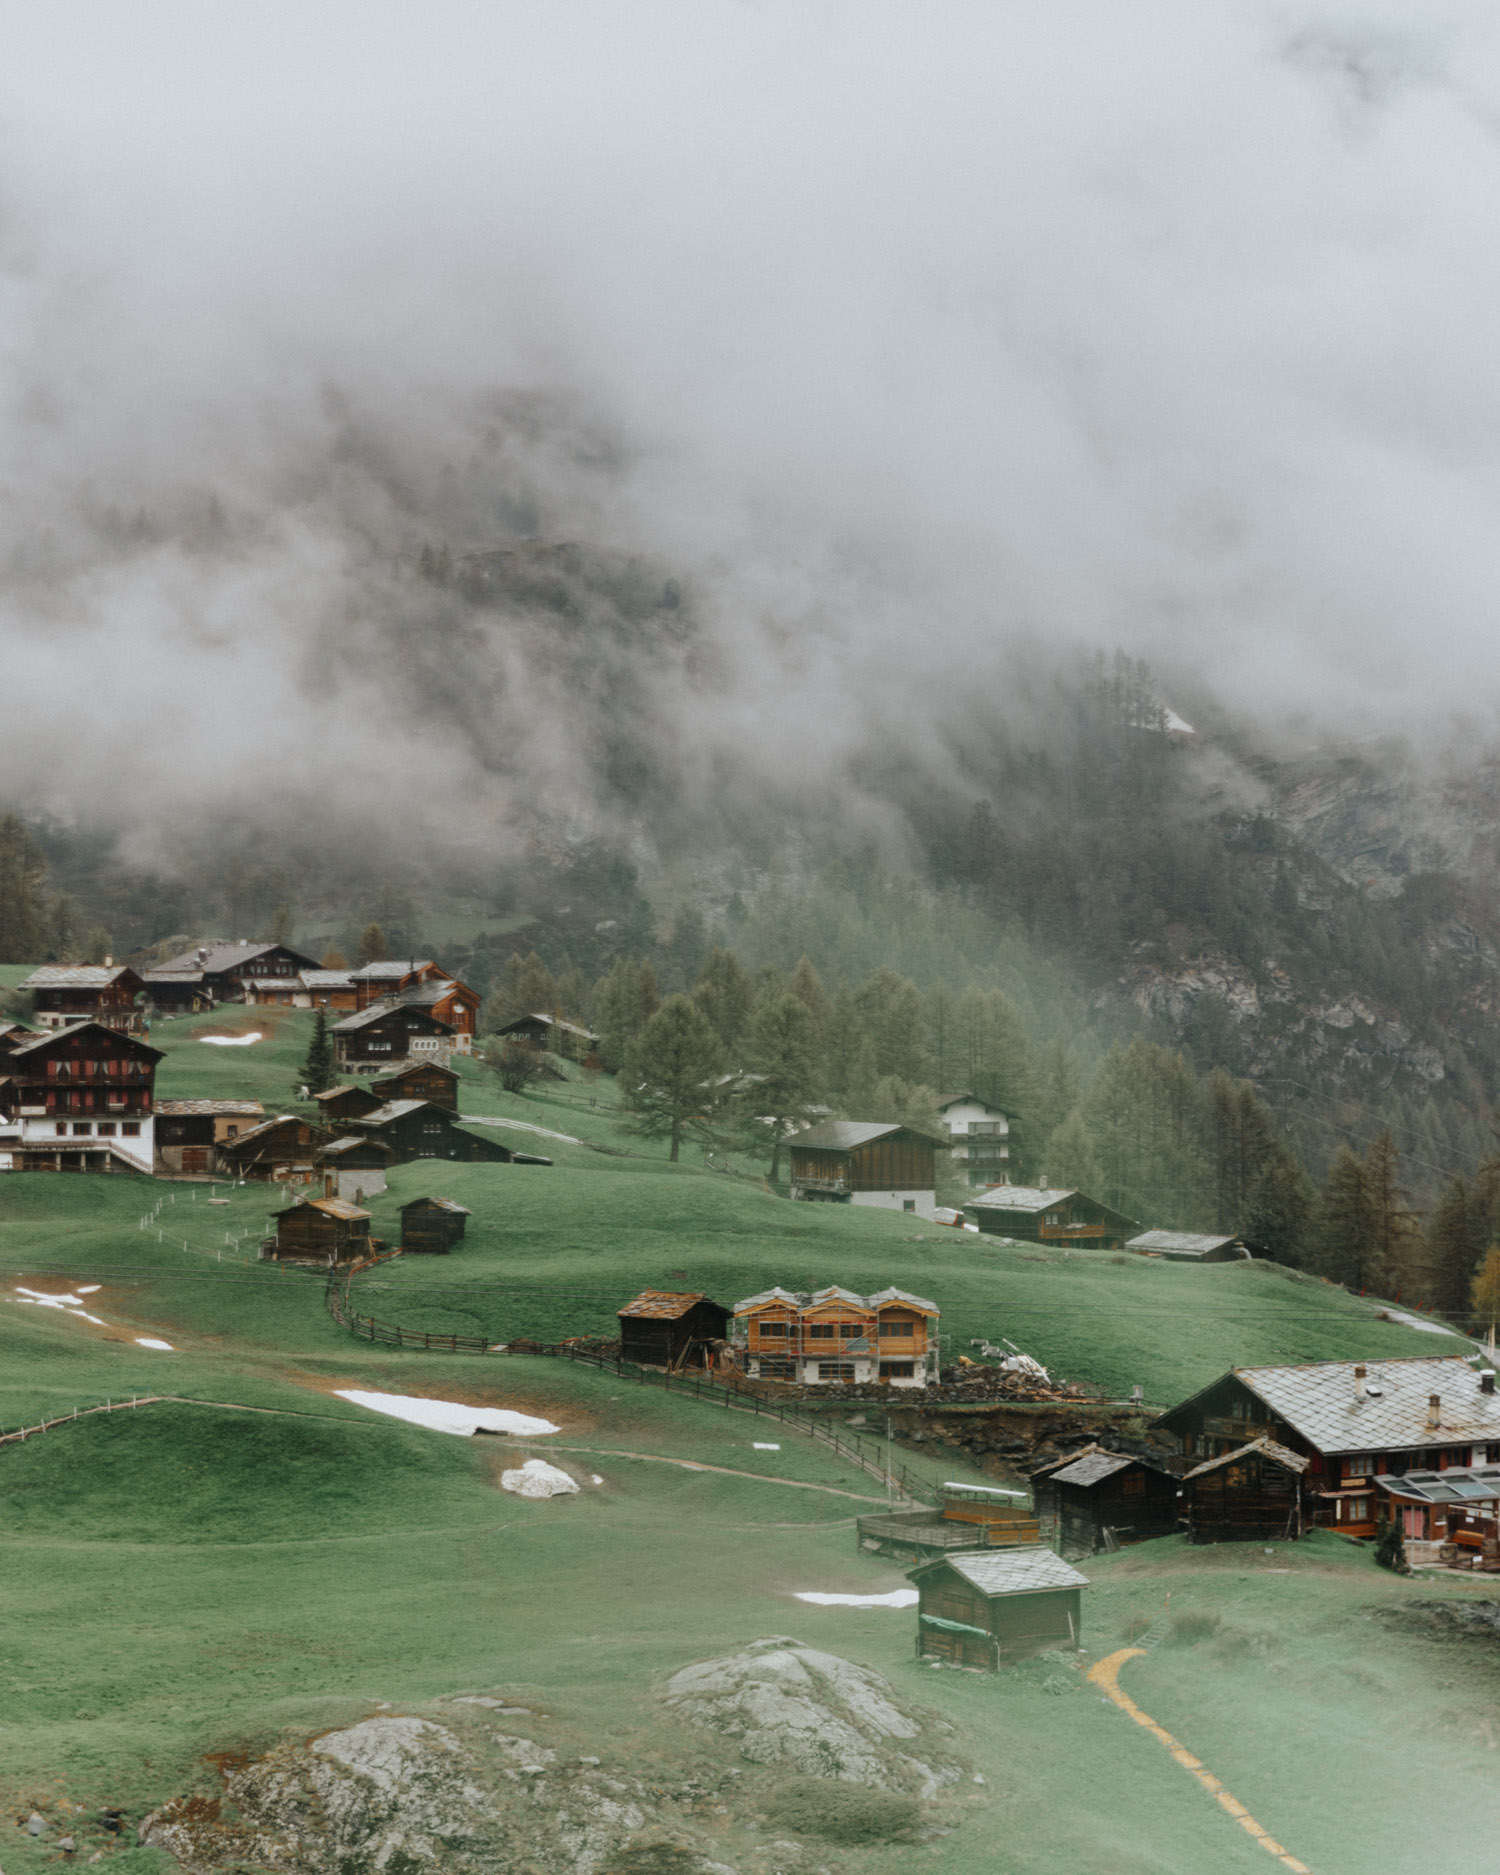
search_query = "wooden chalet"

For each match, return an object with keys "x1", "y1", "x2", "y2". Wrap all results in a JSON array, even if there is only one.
[
  {"x1": 0, "y1": 1022, "x2": 39, "y2": 1059},
  {"x1": 1029, "y1": 1444, "x2": 1181, "y2": 1557},
  {"x1": 19, "y1": 964, "x2": 147, "y2": 1034},
  {"x1": 372, "y1": 1060, "x2": 460, "y2": 1112},
  {"x1": 315, "y1": 1134, "x2": 396, "y2": 1198},
  {"x1": 294, "y1": 969, "x2": 358, "y2": 1010},
  {"x1": 491, "y1": 1012, "x2": 601, "y2": 1059},
  {"x1": 935, "y1": 1093, "x2": 1010, "y2": 1187},
  {"x1": 332, "y1": 1003, "x2": 456, "y2": 1074},
  {"x1": 1126, "y1": 1230, "x2": 1260, "y2": 1263},
  {"x1": 217, "y1": 1114, "x2": 332, "y2": 1181},
  {"x1": 262, "y1": 1194, "x2": 372, "y2": 1265},
  {"x1": 399, "y1": 1195, "x2": 473, "y2": 1254},
  {"x1": 617, "y1": 1291, "x2": 730, "y2": 1370},
  {"x1": 155, "y1": 1099, "x2": 266, "y2": 1176},
  {"x1": 350, "y1": 958, "x2": 451, "y2": 1009},
  {"x1": 348, "y1": 1099, "x2": 549, "y2": 1167},
  {"x1": 144, "y1": 941, "x2": 319, "y2": 1011},
  {"x1": 909, "y1": 1547, "x2": 1088, "y2": 1668},
  {"x1": 0, "y1": 1021, "x2": 161, "y2": 1175},
  {"x1": 1156, "y1": 1358, "x2": 1500, "y2": 1540},
  {"x1": 311, "y1": 1084, "x2": 385, "y2": 1125},
  {"x1": 965, "y1": 1184, "x2": 1137, "y2": 1249},
  {"x1": 350, "y1": 963, "x2": 480, "y2": 1049},
  {"x1": 1374, "y1": 1464, "x2": 1500, "y2": 1570},
  {"x1": 1180, "y1": 1439, "x2": 1308, "y2": 1544},
  {"x1": 787, "y1": 1120, "x2": 942, "y2": 1220},
  {"x1": 732, "y1": 1284, "x2": 940, "y2": 1388},
  {"x1": 858, "y1": 1480, "x2": 1041, "y2": 1561}
]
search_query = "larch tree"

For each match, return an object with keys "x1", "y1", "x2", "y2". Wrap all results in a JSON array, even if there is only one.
[
  {"x1": 1310, "y1": 1147, "x2": 1378, "y2": 1289},
  {"x1": 356, "y1": 923, "x2": 389, "y2": 967},
  {"x1": 594, "y1": 957, "x2": 661, "y2": 1070},
  {"x1": 1363, "y1": 1130, "x2": 1426, "y2": 1300},
  {"x1": 691, "y1": 948, "x2": 755, "y2": 1055},
  {"x1": 1471, "y1": 1246, "x2": 1500, "y2": 1349},
  {"x1": 0, "y1": 815, "x2": 48, "y2": 963},
  {"x1": 1428, "y1": 1178, "x2": 1485, "y2": 1319},
  {"x1": 621, "y1": 994, "x2": 725, "y2": 1162}
]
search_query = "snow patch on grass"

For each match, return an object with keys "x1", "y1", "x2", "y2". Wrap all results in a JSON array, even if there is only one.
[
  {"x1": 333, "y1": 1388, "x2": 560, "y2": 1437},
  {"x1": 501, "y1": 1459, "x2": 579, "y2": 1498},
  {"x1": 198, "y1": 1032, "x2": 262, "y2": 1047},
  {"x1": 793, "y1": 1590, "x2": 919, "y2": 1608},
  {"x1": 135, "y1": 1337, "x2": 175, "y2": 1351}
]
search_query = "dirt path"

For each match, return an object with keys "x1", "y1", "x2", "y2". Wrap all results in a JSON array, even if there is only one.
[
  {"x1": 528, "y1": 1441, "x2": 892, "y2": 1503},
  {"x1": 1087, "y1": 1648, "x2": 1312, "y2": 1872}
]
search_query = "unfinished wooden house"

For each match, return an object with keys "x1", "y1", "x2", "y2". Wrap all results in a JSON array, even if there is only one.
[
  {"x1": 909, "y1": 1547, "x2": 1089, "y2": 1668},
  {"x1": 786, "y1": 1121, "x2": 942, "y2": 1219},
  {"x1": 0, "y1": 1021, "x2": 162, "y2": 1175},
  {"x1": 1180, "y1": 1439, "x2": 1308, "y2": 1544},
  {"x1": 858, "y1": 1480, "x2": 1041, "y2": 1561},
  {"x1": 965, "y1": 1184, "x2": 1138, "y2": 1248},
  {"x1": 332, "y1": 1003, "x2": 456, "y2": 1074},
  {"x1": 154, "y1": 1099, "x2": 266, "y2": 1176},
  {"x1": 217, "y1": 1114, "x2": 331, "y2": 1182},
  {"x1": 1029, "y1": 1445, "x2": 1181, "y2": 1557},
  {"x1": 617, "y1": 1291, "x2": 730, "y2": 1369},
  {"x1": 311, "y1": 1084, "x2": 385, "y2": 1126},
  {"x1": 262, "y1": 1194, "x2": 373, "y2": 1265},
  {"x1": 732, "y1": 1285, "x2": 940, "y2": 1388},
  {"x1": 371, "y1": 1060, "x2": 460, "y2": 1112},
  {"x1": 19, "y1": 964, "x2": 147, "y2": 1034},
  {"x1": 1126, "y1": 1230, "x2": 1260, "y2": 1262},
  {"x1": 399, "y1": 1195, "x2": 473, "y2": 1254},
  {"x1": 1156, "y1": 1358, "x2": 1500, "y2": 1540}
]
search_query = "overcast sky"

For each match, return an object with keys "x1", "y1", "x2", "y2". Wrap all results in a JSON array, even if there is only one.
[{"x1": 2, "y1": 2, "x2": 1498, "y2": 850}]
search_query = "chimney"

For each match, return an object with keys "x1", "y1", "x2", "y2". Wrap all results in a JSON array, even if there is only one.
[
  {"x1": 1482, "y1": 1371, "x2": 1496, "y2": 1396},
  {"x1": 1428, "y1": 1393, "x2": 1442, "y2": 1429},
  {"x1": 1354, "y1": 1364, "x2": 1367, "y2": 1402},
  {"x1": 1038, "y1": 1175, "x2": 1048, "y2": 1191}
]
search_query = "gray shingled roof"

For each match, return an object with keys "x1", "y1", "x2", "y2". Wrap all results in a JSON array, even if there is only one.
[
  {"x1": 350, "y1": 960, "x2": 436, "y2": 980},
  {"x1": 351, "y1": 1099, "x2": 438, "y2": 1126},
  {"x1": 332, "y1": 1003, "x2": 454, "y2": 1033},
  {"x1": 1048, "y1": 1451, "x2": 1138, "y2": 1488},
  {"x1": 790, "y1": 1119, "x2": 943, "y2": 1151},
  {"x1": 155, "y1": 1100, "x2": 265, "y2": 1117},
  {"x1": 913, "y1": 1546, "x2": 1089, "y2": 1596},
  {"x1": 1198, "y1": 1358, "x2": 1500, "y2": 1456},
  {"x1": 19, "y1": 965, "x2": 135, "y2": 989},
  {"x1": 1127, "y1": 1230, "x2": 1245, "y2": 1257},
  {"x1": 966, "y1": 1185, "x2": 1080, "y2": 1213},
  {"x1": 6, "y1": 1023, "x2": 162, "y2": 1061},
  {"x1": 157, "y1": 941, "x2": 318, "y2": 976},
  {"x1": 1183, "y1": 1437, "x2": 1309, "y2": 1480}
]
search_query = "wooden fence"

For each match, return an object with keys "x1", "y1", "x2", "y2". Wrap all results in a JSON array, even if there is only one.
[{"x1": 0, "y1": 1393, "x2": 163, "y2": 1447}]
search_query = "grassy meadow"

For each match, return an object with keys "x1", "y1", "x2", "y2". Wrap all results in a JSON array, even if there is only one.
[{"x1": 1, "y1": 1005, "x2": 1495, "y2": 1874}]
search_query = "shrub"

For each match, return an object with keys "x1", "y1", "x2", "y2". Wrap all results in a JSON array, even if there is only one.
[
  {"x1": 765, "y1": 1778, "x2": 921, "y2": 1844},
  {"x1": 496, "y1": 1037, "x2": 546, "y2": 1093}
]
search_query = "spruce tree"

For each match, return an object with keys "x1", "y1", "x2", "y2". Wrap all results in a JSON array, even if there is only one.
[
  {"x1": 742, "y1": 992, "x2": 820, "y2": 1181},
  {"x1": 302, "y1": 1009, "x2": 334, "y2": 1094},
  {"x1": 691, "y1": 949, "x2": 755, "y2": 1054}
]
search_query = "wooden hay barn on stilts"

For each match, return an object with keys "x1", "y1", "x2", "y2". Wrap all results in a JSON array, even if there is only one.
[
  {"x1": 399, "y1": 1195, "x2": 472, "y2": 1254},
  {"x1": 908, "y1": 1547, "x2": 1089, "y2": 1668},
  {"x1": 1180, "y1": 1438, "x2": 1308, "y2": 1544}
]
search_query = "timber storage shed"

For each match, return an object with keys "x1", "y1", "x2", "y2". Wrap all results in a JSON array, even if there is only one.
[
  {"x1": 1181, "y1": 1438, "x2": 1308, "y2": 1544},
  {"x1": 399, "y1": 1195, "x2": 472, "y2": 1254},
  {"x1": 618, "y1": 1291, "x2": 731, "y2": 1370},
  {"x1": 908, "y1": 1546, "x2": 1088, "y2": 1668},
  {"x1": 263, "y1": 1195, "x2": 372, "y2": 1266},
  {"x1": 1029, "y1": 1444, "x2": 1181, "y2": 1557}
]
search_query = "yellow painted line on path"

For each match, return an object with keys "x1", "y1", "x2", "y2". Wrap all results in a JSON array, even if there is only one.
[{"x1": 1087, "y1": 1648, "x2": 1312, "y2": 1873}]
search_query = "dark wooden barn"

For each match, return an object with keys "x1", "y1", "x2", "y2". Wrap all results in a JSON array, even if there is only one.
[
  {"x1": 618, "y1": 1291, "x2": 731, "y2": 1370},
  {"x1": 263, "y1": 1195, "x2": 373, "y2": 1265},
  {"x1": 1180, "y1": 1438, "x2": 1308, "y2": 1544},
  {"x1": 311, "y1": 1084, "x2": 385, "y2": 1125},
  {"x1": 332, "y1": 1003, "x2": 456, "y2": 1073},
  {"x1": 399, "y1": 1195, "x2": 473, "y2": 1254},
  {"x1": 1029, "y1": 1445, "x2": 1181, "y2": 1557},
  {"x1": 218, "y1": 1115, "x2": 332, "y2": 1180},
  {"x1": 490, "y1": 1012, "x2": 601, "y2": 1058},
  {"x1": 154, "y1": 1099, "x2": 266, "y2": 1177},
  {"x1": 908, "y1": 1547, "x2": 1089, "y2": 1668},
  {"x1": 19, "y1": 964, "x2": 147, "y2": 1033},
  {"x1": 372, "y1": 1061, "x2": 461, "y2": 1112},
  {"x1": 786, "y1": 1121, "x2": 941, "y2": 1208},
  {"x1": 965, "y1": 1184, "x2": 1138, "y2": 1248},
  {"x1": 1125, "y1": 1230, "x2": 1261, "y2": 1263}
]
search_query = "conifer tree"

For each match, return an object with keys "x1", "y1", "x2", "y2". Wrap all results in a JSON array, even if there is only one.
[
  {"x1": 0, "y1": 815, "x2": 47, "y2": 963},
  {"x1": 742, "y1": 992, "x2": 820, "y2": 1181},
  {"x1": 1310, "y1": 1147, "x2": 1378, "y2": 1289},
  {"x1": 594, "y1": 957, "x2": 661, "y2": 1070},
  {"x1": 1472, "y1": 1246, "x2": 1500, "y2": 1348},
  {"x1": 1428, "y1": 1178, "x2": 1485, "y2": 1318},
  {"x1": 1363, "y1": 1130, "x2": 1426, "y2": 1299},
  {"x1": 692, "y1": 949, "x2": 755, "y2": 1054},
  {"x1": 356, "y1": 923, "x2": 389, "y2": 967},
  {"x1": 621, "y1": 994, "x2": 725, "y2": 1162},
  {"x1": 302, "y1": 1009, "x2": 334, "y2": 1094}
]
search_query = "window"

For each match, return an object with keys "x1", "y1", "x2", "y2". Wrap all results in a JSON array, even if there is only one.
[
  {"x1": 758, "y1": 1321, "x2": 788, "y2": 1337},
  {"x1": 879, "y1": 1319, "x2": 914, "y2": 1338},
  {"x1": 97, "y1": 1123, "x2": 116, "y2": 1137},
  {"x1": 1343, "y1": 1455, "x2": 1375, "y2": 1480},
  {"x1": 839, "y1": 1322, "x2": 861, "y2": 1339},
  {"x1": 1487, "y1": 1446, "x2": 1500, "y2": 1464},
  {"x1": 54, "y1": 1122, "x2": 67, "y2": 1137},
  {"x1": 1347, "y1": 1496, "x2": 1371, "y2": 1522},
  {"x1": 73, "y1": 1123, "x2": 92, "y2": 1136},
  {"x1": 227, "y1": 1125, "x2": 238, "y2": 1138},
  {"x1": 369, "y1": 1041, "x2": 393, "y2": 1053},
  {"x1": 122, "y1": 1122, "x2": 140, "y2": 1136},
  {"x1": 808, "y1": 1324, "x2": 835, "y2": 1339},
  {"x1": 757, "y1": 1357, "x2": 795, "y2": 1378},
  {"x1": 903, "y1": 1199, "x2": 916, "y2": 1213},
  {"x1": 879, "y1": 1360, "x2": 915, "y2": 1380},
  {"x1": 818, "y1": 1361, "x2": 856, "y2": 1381}
]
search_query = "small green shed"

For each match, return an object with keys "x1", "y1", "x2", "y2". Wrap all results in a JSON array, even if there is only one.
[{"x1": 908, "y1": 1546, "x2": 1089, "y2": 1668}]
